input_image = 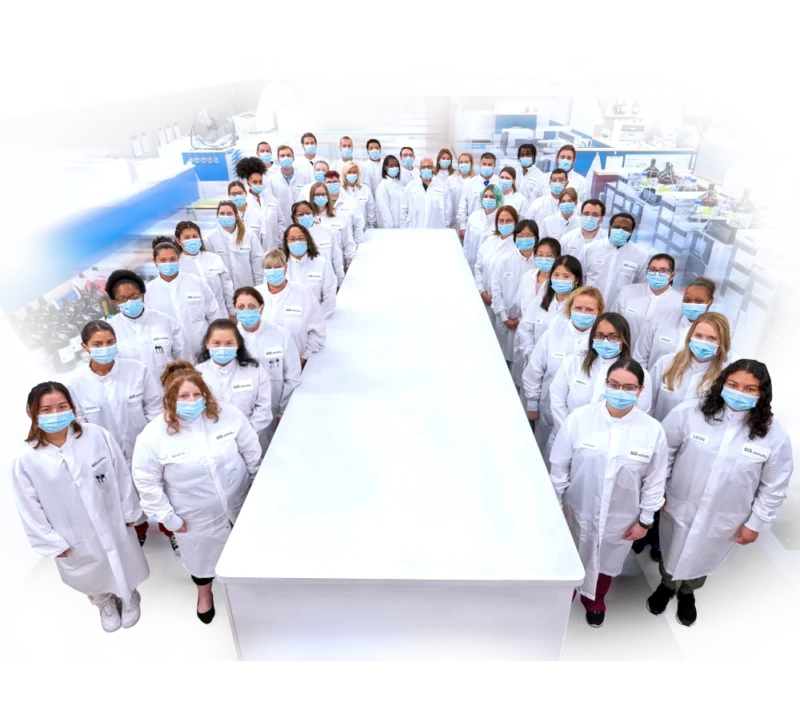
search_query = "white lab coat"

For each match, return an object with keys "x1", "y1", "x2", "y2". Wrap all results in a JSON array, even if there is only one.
[
  {"x1": 179, "y1": 250, "x2": 235, "y2": 316},
  {"x1": 457, "y1": 175, "x2": 500, "y2": 230},
  {"x1": 132, "y1": 405, "x2": 262, "y2": 578},
  {"x1": 583, "y1": 239, "x2": 649, "y2": 308},
  {"x1": 334, "y1": 194, "x2": 366, "y2": 246},
  {"x1": 399, "y1": 166, "x2": 420, "y2": 188},
  {"x1": 611, "y1": 283, "x2": 683, "y2": 348},
  {"x1": 402, "y1": 179, "x2": 451, "y2": 229},
  {"x1": 463, "y1": 209, "x2": 497, "y2": 270},
  {"x1": 375, "y1": 178, "x2": 404, "y2": 229},
  {"x1": 660, "y1": 400, "x2": 794, "y2": 580},
  {"x1": 109, "y1": 307, "x2": 189, "y2": 380},
  {"x1": 286, "y1": 253, "x2": 337, "y2": 318},
  {"x1": 518, "y1": 166, "x2": 546, "y2": 200},
  {"x1": 474, "y1": 235, "x2": 516, "y2": 324},
  {"x1": 12, "y1": 424, "x2": 149, "y2": 600},
  {"x1": 549, "y1": 401, "x2": 668, "y2": 599},
  {"x1": 332, "y1": 158, "x2": 363, "y2": 176},
  {"x1": 69, "y1": 358, "x2": 162, "y2": 464},
  {"x1": 447, "y1": 173, "x2": 473, "y2": 230},
  {"x1": 320, "y1": 202, "x2": 358, "y2": 265},
  {"x1": 513, "y1": 290, "x2": 565, "y2": 387},
  {"x1": 499, "y1": 190, "x2": 529, "y2": 217},
  {"x1": 293, "y1": 157, "x2": 319, "y2": 180},
  {"x1": 633, "y1": 310, "x2": 694, "y2": 371},
  {"x1": 521, "y1": 320, "x2": 592, "y2": 458},
  {"x1": 239, "y1": 201, "x2": 266, "y2": 250},
  {"x1": 202, "y1": 225, "x2": 264, "y2": 289},
  {"x1": 269, "y1": 170, "x2": 309, "y2": 220},
  {"x1": 524, "y1": 193, "x2": 559, "y2": 227},
  {"x1": 343, "y1": 185, "x2": 377, "y2": 229},
  {"x1": 145, "y1": 273, "x2": 221, "y2": 359},
  {"x1": 252, "y1": 281, "x2": 326, "y2": 360},
  {"x1": 307, "y1": 221, "x2": 344, "y2": 286},
  {"x1": 250, "y1": 194, "x2": 286, "y2": 252},
  {"x1": 361, "y1": 160, "x2": 384, "y2": 196},
  {"x1": 491, "y1": 249, "x2": 538, "y2": 361},
  {"x1": 532, "y1": 170, "x2": 587, "y2": 203},
  {"x1": 559, "y1": 227, "x2": 608, "y2": 264},
  {"x1": 649, "y1": 352, "x2": 727, "y2": 422},
  {"x1": 542, "y1": 212, "x2": 579, "y2": 242}
]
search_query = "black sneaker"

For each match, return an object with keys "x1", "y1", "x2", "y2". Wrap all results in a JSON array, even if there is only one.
[
  {"x1": 585, "y1": 610, "x2": 605, "y2": 628},
  {"x1": 631, "y1": 538, "x2": 647, "y2": 554},
  {"x1": 138, "y1": 534, "x2": 147, "y2": 547},
  {"x1": 646, "y1": 584, "x2": 676, "y2": 615},
  {"x1": 676, "y1": 592, "x2": 697, "y2": 627},
  {"x1": 650, "y1": 546, "x2": 662, "y2": 562}
]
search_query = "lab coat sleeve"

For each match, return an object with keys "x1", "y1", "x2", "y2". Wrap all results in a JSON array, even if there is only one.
[
  {"x1": 142, "y1": 366, "x2": 163, "y2": 421},
  {"x1": 131, "y1": 432, "x2": 183, "y2": 531},
  {"x1": 279, "y1": 335, "x2": 302, "y2": 415},
  {"x1": 549, "y1": 361, "x2": 571, "y2": 435},
  {"x1": 67, "y1": 381, "x2": 85, "y2": 423},
  {"x1": 169, "y1": 317, "x2": 190, "y2": 363},
  {"x1": 351, "y1": 209, "x2": 365, "y2": 246},
  {"x1": 548, "y1": 416, "x2": 575, "y2": 505},
  {"x1": 341, "y1": 216, "x2": 357, "y2": 265},
  {"x1": 11, "y1": 456, "x2": 70, "y2": 558},
  {"x1": 443, "y1": 186, "x2": 453, "y2": 229},
  {"x1": 302, "y1": 298, "x2": 327, "y2": 359},
  {"x1": 366, "y1": 187, "x2": 377, "y2": 228},
  {"x1": 745, "y1": 434, "x2": 794, "y2": 532},
  {"x1": 104, "y1": 428, "x2": 142, "y2": 524},
  {"x1": 637, "y1": 368, "x2": 654, "y2": 414},
  {"x1": 330, "y1": 232, "x2": 345, "y2": 286},
  {"x1": 456, "y1": 190, "x2": 469, "y2": 230},
  {"x1": 321, "y1": 260, "x2": 337, "y2": 318},
  {"x1": 474, "y1": 246, "x2": 486, "y2": 292},
  {"x1": 517, "y1": 300, "x2": 539, "y2": 360},
  {"x1": 249, "y1": 232, "x2": 264, "y2": 286},
  {"x1": 400, "y1": 186, "x2": 411, "y2": 228},
  {"x1": 635, "y1": 254, "x2": 647, "y2": 284},
  {"x1": 648, "y1": 359, "x2": 665, "y2": 417},
  {"x1": 248, "y1": 366, "x2": 274, "y2": 436},
  {"x1": 633, "y1": 320, "x2": 656, "y2": 369},
  {"x1": 376, "y1": 183, "x2": 394, "y2": 229},
  {"x1": 277, "y1": 203, "x2": 287, "y2": 237},
  {"x1": 490, "y1": 261, "x2": 508, "y2": 321},
  {"x1": 518, "y1": 196, "x2": 530, "y2": 220},
  {"x1": 233, "y1": 407, "x2": 264, "y2": 478},
  {"x1": 660, "y1": 402, "x2": 689, "y2": 480},
  {"x1": 522, "y1": 335, "x2": 549, "y2": 411},
  {"x1": 203, "y1": 279, "x2": 223, "y2": 322},
  {"x1": 638, "y1": 425, "x2": 668, "y2": 524},
  {"x1": 219, "y1": 262, "x2": 235, "y2": 315}
]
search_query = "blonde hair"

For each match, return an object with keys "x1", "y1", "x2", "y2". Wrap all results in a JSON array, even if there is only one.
[
  {"x1": 662, "y1": 312, "x2": 730, "y2": 394},
  {"x1": 457, "y1": 153, "x2": 474, "y2": 178},
  {"x1": 436, "y1": 148, "x2": 455, "y2": 176},
  {"x1": 217, "y1": 200, "x2": 246, "y2": 246},
  {"x1": 563, "y1": 286, "x2": 605, "y2": 317},
  {"x1": 309, "y1": 182, "x2": 335, "y2": 217},
  {"x1": 263, "y1": 248, "x2": 287, "y2": 269},
  {"x1": 342, "y1": 161, "x2": 362, "y2": 189}
]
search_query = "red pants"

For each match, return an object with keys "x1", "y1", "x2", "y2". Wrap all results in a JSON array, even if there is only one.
[
  {"x1": 134, "y1": 520, "x2": 174, "y2": 539},
  {"x1": 573, "y1": 573, "x2": 613, "y2": 612}
]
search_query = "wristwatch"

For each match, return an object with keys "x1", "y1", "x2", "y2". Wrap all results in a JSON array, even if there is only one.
[{"x1": 638, "y1": 520, "x2": 653, "y2": 530}]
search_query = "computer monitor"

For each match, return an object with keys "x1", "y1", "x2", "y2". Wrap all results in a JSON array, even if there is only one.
[{"x1": 692, "y1": 139, "x2": 748, "y2": 186}]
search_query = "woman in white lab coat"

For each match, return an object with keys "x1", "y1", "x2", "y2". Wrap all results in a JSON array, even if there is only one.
[
  {"x1": 13, "y1": 382, "x2": 149, "y2": 632},
  {"x1": 325, "y1": 171, "x2": 365, "y2": 249},
  {"x1": 633, "y1": 277, "x2": 718, "y2": 371},
  {"x1": 106, "y1": 269, "x2": 190, "y2": 379},
  {"x1": 253, "y1": 249, "x2": 327, "y2": 367},
  {"x1": 282, "y1": 223, "x2": 337, "y2": 318},
  {"x1": 132, "y1": 365, "x2": 261, "y2": 623},
  {"x1": 235, "y1": 157, "x2": 283, "y2": 249},
  {"x1": 541, "y1": 188, "x2": 579, "y2": 241},
  {"x1": 496, "y1": 166, "x2": 529, "y2": 216},
  {"x1": 202, "y1": 200, "x2": 264, "y2": 288},
  {"x1": 291, "y1": 200, "x2": 344, "y2": 286},
  {"x1": 341, "y1": 160, "x2": 377, "y2": 230},
  {"x1": 515, "y1": 236, "x2": 560, "y2": 326},
  {"x1": 463, "y1": 185, "x2": 501, "y2": 271},
  {"x1": 194, "y1": 321, "x2": 274, "y2": 440},
  {"x1": 311, "y1": 181, "x2": 357, "y2": 270},
  {"x1": 522, "y1": 286, "x2": 605, "y2": 459},
  {"x1": 451, "y1": 152, "x2": 475, "y2": 237},
  {"x1": 145, "y1": 238, "x2": 222, "y2": 358},
  {"x1": 175, "y1": 220, "x2": 235, "y2": 320},
  {"x1": 549, "y1": 359, "x2": 668, "y2": 627},
  {"x1": 229, "y1": 179, "x2": 264, "y2": 245},
  {"x1": 375, "y1": 155, "x2": 404, "y2": 229},
  {"x1": 647, "y1": 359, "x2": 793, "y2": 627},
  {"x1": 474, "y1": 205, "x2": 519, "y2": 325},
  {"x1": 435, "y1": 148, "x2": 456, "y2": 183}
]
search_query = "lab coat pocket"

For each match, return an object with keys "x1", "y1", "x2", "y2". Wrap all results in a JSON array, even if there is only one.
[
  {"x1": 58, "y1": 539, "x2": 100, "y2": 571},
  {"x1": 185, "y1": 294, "x2": 205, "y2": 322}
]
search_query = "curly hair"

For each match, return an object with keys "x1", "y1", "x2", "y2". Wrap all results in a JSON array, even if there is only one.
[
  {"x1": 161, "y1": 364, "x2": 221, "y2": 435},
  {"x1": 700, "y1": 359, "x2": 773, "y2": 440},
  {"x1": 235, "y1": 156, "x2": 267, "y2": 181}
]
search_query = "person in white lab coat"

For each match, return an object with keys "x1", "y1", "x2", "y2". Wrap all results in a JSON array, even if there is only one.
[
  {"x1": 375, "y1": 155, "x2": 404, "y2": 229},
  {"x1": 253, "y1": 249, "x2": 327, "y2": 366},
  {"x1": 398, "y1": 146, "x2": 419, "y2": 187},
  {"x1": 145, "y1": 239, "x2": 222, "y2": 358},
  {"x1": 195, "y1": 321, "x2": 274, "y2": 450},
  {"x1": 515, "y1": 143, "x2": 544, "y2": 201},
  {"x1": 541, "y1": 188, "x2": 580, "y2": 241},
  {"x1": 332, "y1": 135, "x2": 360, "y2": 175},
  {"x1": 269, "y1": 145, "x2": 310, "y2": 219},
  {"x1": 402, "y1": 157, "x2": 452, "y2": 229},
  {"x1": 106, "y1": 269, "x2": 190, "y2": 378},
  {"x1": 228, "y1": 179, "x2": 264, "y2": 252},
  {"x1": 633, "y1": 277, "x2": 718, "y2": 371},
  {"x1": 13, "y1": 382, "x2": 149, "y2": 632},
  {"x1": 297, "y1": 161, "x2": 330, "y2": 204},
  {"x1": 560, "y1": 199, "x2": 608, "y2": 264},
  {"x1": 474, "y1": 206, "x2": 519, "y2": 324},
  {"x1": 646, "y1": 360, "x2": 793, "y2": 627},
  {"x1": 282, "y1": 223, "x2": 337, "y2": 318},
  {"x1": 583, "y1": 212, "x2": 648, "y2": 307},
  {"x1": 532, "y1": 143, "x2": 588, "y2": 203},
  {"x1": 457, "y1": 152, "x2": 499, "y2": 232},
  {"x1": 524, "y1": 168, "x2": 569, "y2": 227},
  {"x1": 297, "y1": 131, "x2": 326, "y2": 174},
  {"x1": 132, "y1": 365, "x2": 262, "y2": 624},
  {"x1": 256, "y1": 141, "x2": 277, "y2": 175},
  {"x1": 202, "y1": 200, "x2": 264, "y2": 288},
  {"x1": 522, "y1": 286, "x2": 605, "y2": 459},
  {"x1": 342, "y1": 160, "x2": 377, "y2": 230},
  {"x1": 496, "y1": 166, "x2": 528, "y2": 216},
  {"x1": 311, "y1": 178, "x2": 358, "y2": 269},
  {"x1": 435, "y1": 148, "x2": 456, "y2": 183},
  {"x1": 361, "y1": 138, "x2": 384, "y2": 196},
  {"x1": 515, "y1": 235, "x2": 558, "y2": 325},
  {"x1": 175, "y1": 220, "x2": 235, "y2": 320},
  {"x1": 549, "y1": 359, "x2": 668, "y2": 627},
  {"x1": 463, "y1": 184, "x2": 502, "y2": 272},
  {"x1": 611, "y1": 252, "x2": 683, "y2": 343},
  {"x1": 325, "y1": 170, "x2": 365, "y2": 249},
  {"x1": 490, "y1": 220, "x2": 540, "y2": 366},
  {"x1": 451, "y1": 152, "x2": 475, "y2": 237},
  {"x1": 235, "y1": 157, "x2": 279, "y2": 244},
  {"x1": 291, "y1": 200, "x2": 344, "y2": 286},
  {"x1": 549, "y1": 312, "x2": 654, "y2": 456}
]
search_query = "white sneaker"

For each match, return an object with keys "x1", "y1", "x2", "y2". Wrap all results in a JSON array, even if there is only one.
[
  {"x1": 120, "y1": 590, "x2": 141, "y2": 629},
  {"x1": 99, "y1": 598, "x2": 121, "y2": 633},
  {"x1": 169, "y1": 534, "x2": 181, "y2": 555}
]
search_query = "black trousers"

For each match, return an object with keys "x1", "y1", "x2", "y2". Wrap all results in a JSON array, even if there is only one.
[{"x1": 191, "y1": 575, "x2": 214, "y2": 586}]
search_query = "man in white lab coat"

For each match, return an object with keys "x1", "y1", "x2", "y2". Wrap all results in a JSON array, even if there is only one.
[
  {"x1": 361, "y1": 138, "x2": 383, "y2": 196},
  {"x1": 296, "y1": 131, "x2": 327, "y2": 174},
  {"x1": 398, "y1": 146, "x2": 419, "y2": 187},
  {"x1": 532, "y1": 143, "x2": 588, "y2": 203},
  {"x1": 402, "y1": 157, "x2": 451, "y2": 229},
  {"x1": 524, "y1": 168, "x2": 569, "y2": 227},
  {"x1": 332, "y1": 135, "x2": 360, "y2": 175},
  {"x1": 559, "y1": 199, "x2": 609, "y2": 263},
  {"x1": 269, "y1": 145, "x2": 310, "y2": 220},
  {"x1": 457, "y1": 152, "x2": 500, "y2": 238}
]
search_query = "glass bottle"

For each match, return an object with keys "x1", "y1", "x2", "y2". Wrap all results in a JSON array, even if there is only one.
[
  {"x1": 697, "y1": 183, "x2": 719, "y2": 222},
  {"x1": 642, "y1": 158, "x2": 659, "y2": 190},
  {"x1": 656, "y1": 162, "x2": 677, "y2": 195}
]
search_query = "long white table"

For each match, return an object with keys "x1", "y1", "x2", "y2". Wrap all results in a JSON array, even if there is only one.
[{"x1": 216, "y1": 229, "x2": 584, "y2": 660}]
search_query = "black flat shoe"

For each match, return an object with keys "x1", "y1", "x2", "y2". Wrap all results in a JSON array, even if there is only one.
[
  {"x1": 197, "y1": 595, "x2": 215, "y2": 625},
  {"x1": 650, "y1": 546, "x2": 662, "y2": 563},
  {"x1": 586, "y1": 610, "x2": 605, "y2": 628}
]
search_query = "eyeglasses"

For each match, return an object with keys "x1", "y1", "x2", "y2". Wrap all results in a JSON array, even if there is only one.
[
  {"x1": 647, "y1": 268, "x2": 673, "y2": 276},
  {"x1": 119, "y1": 293, "x2": 144, "y2": 303},
  {"x1": 595, "y1": 332, "x2": 622, "y2": 343},
  {"x1": 606, "y1": 379, "x2": 640, "y2": 392}
]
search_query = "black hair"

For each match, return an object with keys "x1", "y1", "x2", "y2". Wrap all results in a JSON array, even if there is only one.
[
  {"x1": 366, "y1": 138, "x2": 381, "y2": 149},
  {"x1": 517, "y1": 143, "x2": 537, "y2": 160},
  {"x1": 81, "y1": 319, "x2": 115, "y2": 345},
  {"x1": 648, "y1": 253, "x2": 676, "y2": 273},
  {"x1": 700, "y1": 359, "x2": 773, "y2": 440},
  {"x1": 610, "y1": 212, "x2": 637, "y2": 232},
  {"x1": 581, "y1": 199, "x2": 606, "y2": 216},
  {"x1": 687, "y1": 277, "x2": 717, "y2": 300},
  {"x1": 606, "y1": 358, "x2": 645, "y2": 388},
  {"x1": 175, "y1": 220, "x2": 203, "y2": 242},
  {"x1": 514, "y1": 219, "x2": 540, "y2": 241},
  {"x1": 540, "y1": 255, "x2": 584, "y2": 310},
  {"x1": 196, "y1": 319, "x2": 259, "y2": 368},
  {"x1": 236, "y1": 156, "x2": 267, "y2": 181},
  {"x1": 550, "y1": 168, "x2": 568, "y2": 181},
  {"x1": 282, "y1": 223, "x2": 319, "y2": 259},
  {"x1": 233, "y1": 286, "x2": 264, "y2": 307},
  {"x1": 382, "y1": 154, "x2": 400, "y2": 179},
  {"x1": 25, "y1": 382, "x2": 82, "y2": 448},
  {"x1": 152, "y1": 236, "x2": 181, "y2": 259},
  {"x1": 106, "y1": 269, "x2": 145, "y2": 299},
  {"x1": 535, "y1": 237, "x2": 561, "y2": 257},
  {"x1": 582, "y1": 312, "x2": 632, "y2": 376}
]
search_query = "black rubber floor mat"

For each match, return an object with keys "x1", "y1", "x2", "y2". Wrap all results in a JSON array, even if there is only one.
[{"x1": 561, "y1": 552, "x2": 686, "y2": 663}]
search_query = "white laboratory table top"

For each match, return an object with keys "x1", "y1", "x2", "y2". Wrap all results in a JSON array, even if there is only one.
[{"x1": 216, "y1": 229, "x2": 584, "y2": 587}]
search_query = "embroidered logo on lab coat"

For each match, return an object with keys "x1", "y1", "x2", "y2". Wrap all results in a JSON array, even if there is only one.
[
  {"x1": 91, "y1": 456, "x2": 107, "y2": 469},
  {"x1": 593, "y1": 259, "x2": 605, "y2": 265},
  {"x1": 622, "y1": 262, "x2": 638, "y2": 271},
  {"x1": 127, "y1": 391, "x2": 143, "y2": 403},
  {"x1": 742, "y1": 443, "x2": 770, "y2": 462},
  {"x1": 579, "y1": 440, "x2": 598, "y2": 451},
  {"x1": 503, "y1": 272, "x2": 513, "y2": 277},
  {"x1": 186, "y1": 294, "x2": 202, "y2": 302},
  {"x1": 208, "y1": 267, "x2": 223, "y2": 274},
  {"x1": 626, "y1": 307, "x2": 638, "y2": 314},
  {"x1": 552, "y1": 351, "x2": 566, "y2": 359},
  {"x1": 658, "y1": 336, "x2": 673, "y2": 344},
  {"x1": 238, "y1": 246, "x2": 251, "y2": 252},
  {"x1": 307, "y1": 272, "x2": 323, "y2": 281},
  {"x1": 574, "y1": 378, "x2": 589, "y2": 387}
]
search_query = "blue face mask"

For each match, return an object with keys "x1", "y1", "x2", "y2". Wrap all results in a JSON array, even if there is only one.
[
  {"x1": 581, "y1": 216, "x2": 600, "y2": 232},
  {"x1": 237, "y1": 308, "x2": 261, "y2": 328},
  {"x1": 288, "y1": 241, "x2": 307, "y2": 257},
  {"x1": 520, "y1": 157, "x2": 533, "y2": 167},
  {"x1": 182, "y1": 238, "x2": 202, "y2": 254},
  {"x1": 387, "y1": 166, "x2": 400, "y2": 178},
  {"x1": 550, "y1": 182, "x2": 565, "y2": 195},
  {"x1": 345, "y1": 173, "x2": 358, "y2": 185},
  {"x1": 515, "y1": 237, "x2": 535, "y2": 251},
  {"x1": 314, "y1": 170, "x2": 325, "y2": 182},
  {"x1": 560, "y1": 202, "x2": 576, "y2": 215},
  {"x1": 341, "y1": 147, "x2": 353, "y2": 159},
  {"x1": 593, "y1": 339, "x2": 622, "y2": 359},
  {"x1": 297, "y1": 214, "x2": 315, "y2": 229},
  {"x1": 402, "y1": 156, "x2": 414, "y2": 168},
  {"x1": 259, "y1": 152, "x2": 272, "y2": 164},
  {"x1": 176, "y1": 398, "x2": 206, "y2": 421},
  {"x1": 689, "y1": 338, "x2": 718, "y2": 361},
  {"x1": 535, "y1": 257, "x2": 555, "y2": 272},
  {"x1": 231, "y1": 195, "x2": 247, "y2": 207},
  {"x1": 89, "y1": 345, "x2": 119, "y2": 365},
  {"x1": 264, "y1": 268, "x2": 286, "y2": 285},
  {"x1": 499, "y1": 179, "x2": 513, "y2": 192},
  {"x1": 571, "y1": 311, "x2": 596, "y2": 330},
  {"x1": 119, "y1": 298, "x2": 144, "y2": 318},
  {"x1": 551, "y1": 279, "x2": 574, "y2": 295},
  {"x1": 38, "y1": 410, "x2": 75, "y2": 433},
  {"x1": 250, "y1": 185, "x2": 265, "y2": 195},
  {"x1": 209, "y1": 346, "x2": 237, "y2": 365},
  {"x1": 327, "y1": 182, "x2": 341, "y2": 195},
  {"x1": 459, "y1": 163, "x2": 471, "y2": 175},
  {"x1": 498, "y1": 223, "x2": 515, "y2": 237},
  {"x1": 479, "y1": 166, "x2": 494, "y2": 178},
  {"x1": 605, "y1": 387, "x2": 637, "y2": 410},
  {"x1": 558, "y1": 159, "x2": 573, "y2": 172},
  {"x1": 420, "y1": 168, "x2": 433, "y2": 181},
  {"x1": 157, "y1": 262, "x2": 179, "y2": 277},
  {"x1": 609, "y1": 228, "x2": 630, "y2": 247},
  {"x1": 439, "y1": 159, "x2": 451, "y2": 169},
  {"x1": 369, "y1": 149, "x2": 381, "y2": 161},
  {"x1": 721, "y1": 386, "x2": 758, "y2": 412},
  {"x1": 647, "y1": 272, "x2": 671, "y2": 290},
  {"x1": 218, "y1": 215, "x2": 236, "y2": 228},
  {"x1": 482, "y1": 198, "x2": 496, "y2": 210},
  {"x1": 313, "y1": 196, "x2": 328, "y2": 207},
  {"x1": 682, "y1": 303, "x2": 709, "y2": 321},
  {"x1": 279, "y1": 157, "x2": 294, "y2": 169},
  {"x1": 304, "y1": 144, "x2": 316, "y2": 155}
]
